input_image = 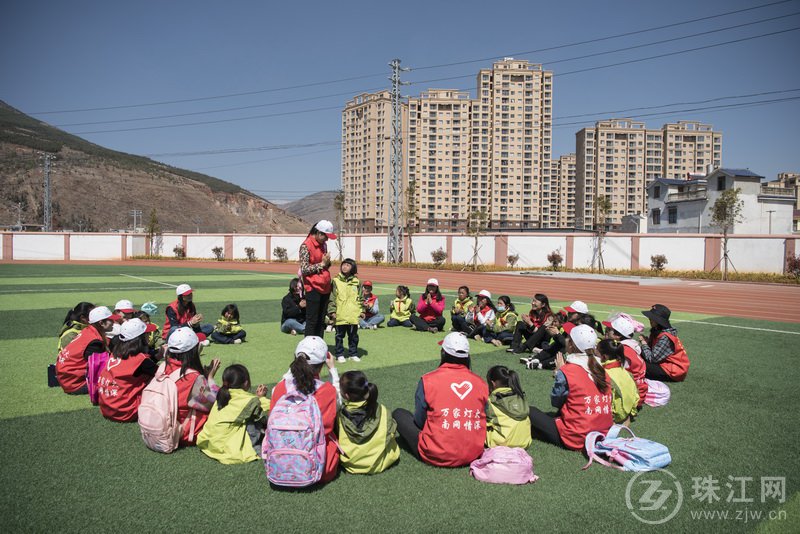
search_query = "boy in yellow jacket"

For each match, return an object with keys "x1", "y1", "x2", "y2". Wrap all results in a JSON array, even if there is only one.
[{"x1": 328, "y1": 259, "x2": 362, "y2": 363}]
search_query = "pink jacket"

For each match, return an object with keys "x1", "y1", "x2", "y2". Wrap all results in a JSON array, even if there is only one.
[{"x1": 417, "y1": 294, "x2": 445, "y2": 322}]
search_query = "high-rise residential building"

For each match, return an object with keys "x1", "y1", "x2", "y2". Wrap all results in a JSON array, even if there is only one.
[
  {"x1": 575, "y1": 119, "x2": 722, "y2": 229},
  {"x1": 551, "y1": 153, "x2": 576, "y2": 228}
]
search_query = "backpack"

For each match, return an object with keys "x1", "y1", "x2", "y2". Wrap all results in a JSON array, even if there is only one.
[
  {"x1": 470, "y1": 446, "x2": 538, "y2": 485},
  {"x1": 86, "y1": 351, "x2": 109, "y2": 405},
  {"x1": 138, "y1": 362, "x2": 197, "y2": 454},
  {"x1": 644, "y1": 378, "x2": 671, "y2": 407},
  {"x1": 263, "y1": 379, "x2": 326, "y2": 487},
  {"x1": 583, "y1": 424, "x2": 671, "y2": 472}
]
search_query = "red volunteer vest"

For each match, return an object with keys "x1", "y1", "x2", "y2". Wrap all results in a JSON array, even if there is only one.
[
  {"x1": 271, "y1": 378, "x2": 339, "y2": 483},
  {"x1": 98, "y1": 353, "x2": 151, "y2": 422},
  {"x1": 418, "y1": 363, "x2": 489, "y2": 467},
  {"x1": 161, "y1": 300, "x2": 195, "y2": 340},
  {"x1": 555, "y1": 363, "x2": 614, "y2": 450},
  {"x1": 621, "y1": 340, "x2": 648, "y2": 407},
  {"x1": 652, "y1": 332, "x2": 690, "y2": 382},
  {"x1": 163, "y1": 359, "x2": 207, "y2": 445},
  {"x1": 302, "y1": 235, "x2": 331, "y2": 294},
  {"x1": 363, "y1": 294, "x2": 378, "y2": 318},
  {"x1": 56, "y1": 327, "x2": 104, "y2": 393}
]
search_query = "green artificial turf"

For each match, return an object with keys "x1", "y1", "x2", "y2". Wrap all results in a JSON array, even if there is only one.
[{"x1": 0, "y1": 264, "x2": 797, "y2": 533}]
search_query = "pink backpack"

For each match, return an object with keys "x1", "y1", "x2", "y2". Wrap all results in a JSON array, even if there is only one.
[
  {"x1": 470, "y1": 446, "x2": 538, "y2": 485},
  {"x1": 137, "y1": 362, "x2": 197, "y2": 453},
  {"x1": 644, "y1": 379, "x2": 671, "y2": 407},
  {"x1": 263, "y1": 379, "x2": 326, "y2": 487},
  {"x1": 86, "y1": 351, "x2": 109, "y2": 405}
]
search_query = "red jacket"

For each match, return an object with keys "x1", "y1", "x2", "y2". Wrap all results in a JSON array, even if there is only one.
[
  {"x1": 301, "y1": 235, "x2": 332, "y2": 294},
  {"x1": 555, "y1": 363, "x2": 614, "y2": 450},
  {"x1": 652, "y1": 332, "x2": 690, "y2": 382},
  {"x1": 271, "y1": 377, "x2": 339, "y2": 482},
  {"x1": 162, "y1": 300, "x2": 194, "y2": 340},
  {"x1": 163, "y1": 359, "x2": 207, "y2": 445},
  {"x1": 416, "y1": 294, "x2": 445, "y2": 323},
  {"x1": 620, "y1": 340, "x2": 648, "y2": 407},
  {"x1": 418, "y1": 363, "x2": 489, "y2": 467},
  {"x1": 56, "y1": 327, "x2": 104, "y2": 394},
  {"x1": 98, "y1": 353, "x2": 151, "y2": 422}
]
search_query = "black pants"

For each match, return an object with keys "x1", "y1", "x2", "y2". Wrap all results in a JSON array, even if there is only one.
[
  {"x1": 304, "y1": 290, "x2": 330, "y2": 338},
  {"x1": 528, "y1": 406, "x2": 566, "y2": 448},
  {"x1": 334, "y1": 325, "x2": 359, "y2": 358},
  {"x1": 451, "y1": 314, "x2": 469, "y2": 333},
  {"x1": 511, "y1": 322, "x2": 550, "y2": 353},
  {"x1": 392, "y1": 408, "x2": 421, "y2": 459},
  {"x1": 467, "y1": 323, "x2": 487, "y2": 338},
  {"x1": 410, "y1": 315, "x2": 446, "y2": 332},
  {"x1": 645, "y1": 362, "x2": 679, "y2": 382}
]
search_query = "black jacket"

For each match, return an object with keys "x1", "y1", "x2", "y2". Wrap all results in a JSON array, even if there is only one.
[{"x1": 281, "y1": 293, "x2": 306, "y2": 324}]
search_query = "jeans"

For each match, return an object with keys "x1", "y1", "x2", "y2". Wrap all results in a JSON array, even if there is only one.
[
  {"x1": 280, "y1": 318, "x2": 306, "y2": 334},
  {"x1": 359, "y1": 314, "x2": 385, "y2": 329},
  {"x1": 335, "y1": 325, "x2": 359, "y2": 358},
  {"x1": 484, "y1": 330, "x2": 514, "y2": 344},
  {"x1": 528, "y1": 406, "x2": 566, "y2": 448},
  {"x1": 451, "y1": 314, "x2": 469, "y2": 333},
  {"x1": 392, "y1": 408, "x2": 421, "y2": 459},
  {"x1": 304, "y1": 290, "x2": 330, "y2": 338},
  {"x1": 210, "y1": 330, "x2": 247, "y2": 344},
  {"x1": 387, "y1": 318, "x2": 413, "y2": 328},
  {"x1": 411, "y1": 315, "x2": 446, "y2": 332}
]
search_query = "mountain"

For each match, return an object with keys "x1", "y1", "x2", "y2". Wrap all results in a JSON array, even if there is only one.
[
  {"x1": 282, "y1": 190, "x2": 338, "y2": 225},
  {"x1": 0, "y1": 100, "x2": 308, "y2": 233}
]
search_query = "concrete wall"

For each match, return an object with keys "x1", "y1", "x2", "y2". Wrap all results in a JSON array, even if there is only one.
[
  {"x1": 71, "y1": 235, "x2": 122, "y2": 260},
  {"x1": 13, "y1": 234, "x2": 65, "y2": 260},
  {"x1": 639, "y1": 236, "x2": 706, "y2": 270},
  {"x1": 725, "y1": 238, "x2": 787, "y2": 273},
  {"x1": 506, "y1": 236, "x2": 567, "y2": 268},
  {"x1": 270, "y1": 235, "x2": 305, "y2": 261},
  {"x1": 411, "y1": 235, "x2": 448, "y2": 263},
  {"x1": 359, "y1": 236, "x2": 387, "y2": 263},
  {"x1": 233, "y1": 235, "x2": 267, "y2": 260},
  {"x1": 451, "y1": 236, "x2": 495, "y2": 265},
  {"x1": 186, "y1": 235, "x2": 225, "y2": 259}
]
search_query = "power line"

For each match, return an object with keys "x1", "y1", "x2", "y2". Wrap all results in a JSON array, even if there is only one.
[
  {"x1": 145, "y1": 140, "x2": 340, "y2": 158},
  {"x1": 191, "y1": 147, "x2": 341, "y2": 171}
]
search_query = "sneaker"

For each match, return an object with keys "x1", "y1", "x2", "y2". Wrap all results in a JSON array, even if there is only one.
[
  {"x1": 200, "y1": 339, "x2": 211, "y2": 347},
  {"x1": 326, "y1": 325, "x2": 335, "y2": 333},
  {"x1": 506, "y1": 348, "x2": 516, "y2": 353},
  {"x1": 491, "y1": 339, "x2": 503, "y2": 347},
  {"x1": 532, "y1": 347, "x2": 543, "y2": 355},
  {"x1": 336, "y1": 356, "x2": 346, "y2": 363},
  {"x1": 290, "y1": 329, "x2": 297, "y2": 336},
  {"x1": 523, "y1": 358, "x2": 541, "y2": 370},
  {"x1": 371, "y1": 325, "x2": 378, "y2": 330},
  {"x1": 233, "y1": 339, "x2": 243, "y2": 345},
  {"x1": 349, "y1": 355, "x2": 361, "y2": 362},
  {"x1": 428, "y1": 327, "x2": 439, "y2": 334},
  {"x1": 473, "y1": 335, "x2": 482, "y2": 341}
]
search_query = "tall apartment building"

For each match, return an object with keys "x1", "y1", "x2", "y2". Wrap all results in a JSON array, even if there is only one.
[
  {"x1": 551, "y1": 153, "x2": 576, "y2": 227},
  {"x1": 575, "y1": 119, "x2": 722, "y2": 229}
]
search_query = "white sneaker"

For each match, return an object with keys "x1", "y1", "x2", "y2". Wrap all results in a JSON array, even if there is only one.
[
  {"x1": 233, "y1": 339, "x2": 242, "y2": 345},
  {"x1": 349, "y1": 355, "x2": 361, "y2": 362},
  {"x1": 200, "y1": 339, "x2": 211, "y2": 347},
  {"x1": 337, "y1": 356, "x2": 346, "y2": 363},
  {"x1": 326, "y1": 325, "x2": 335, "y2": 333},
  {"x1": 371, "y1": 325, "x2": 378, "y2": 330}
]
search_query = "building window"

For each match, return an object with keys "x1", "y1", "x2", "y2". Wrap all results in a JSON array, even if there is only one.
[
  {"x1": 653, "y1": 185, "x2": 661, "y2": 198},
  {"x1": 717, "y1": 176, "x2": 726, "y2": 191},
  {"x1": 651, "y1": 208, "x2": 661, "y2": 225},
  {"x1": 668, "y1": 206, "x2": 677, "y2": 224}
]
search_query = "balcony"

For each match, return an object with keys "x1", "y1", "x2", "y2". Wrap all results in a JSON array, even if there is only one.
[
  {"x1": 666, "y1": 189, "x2": 707, "y2": 203},
  {"x1": 759, "y1": 185, "x2": 795, "y2": 199}
]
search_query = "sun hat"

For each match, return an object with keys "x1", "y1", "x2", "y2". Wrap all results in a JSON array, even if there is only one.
[
  {"x1": 118, "y1": 318, "x2": 157, "y2": 341},
  {"x1": 438, "y1": 332, "x2": 470, "y2": 358},
  {"x1": 114, "y1": 299, "x2": 135, "y2": 313},
  {"x1": 564, "y1": 300, "x2": 589, "y2": 315},
  {"x1": 176, "y1": 284, "x2": 192, "y2": 296},
  {"x1": 295, "y1": 336, "x2": 329, "y2": 365},
  {"x1": 642, "y1": 304, "x2": 672, "y2": 328},
  {"x1": 562, "y1": 322, "x2": 598, "y2": 352},
  {"x1": 88, "y1": 306, "x2": 121, "y2": 324},
  {"x1": 315, "y1": 220, "x2": 337, "y2": 240}
]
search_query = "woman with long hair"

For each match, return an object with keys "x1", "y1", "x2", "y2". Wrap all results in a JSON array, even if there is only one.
[{"x1": 298, "y1": 220, "x2": 337, "y2": 337}]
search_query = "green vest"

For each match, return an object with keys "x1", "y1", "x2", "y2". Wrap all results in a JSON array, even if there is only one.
[
  {"x1": 57, "y1": 322, "x2": 85, "y2": 351},
  {"x1": 337, "y1": 400, "x2": 400, "y2": 474},
  {"x1": 451, "y1": 297, "x2": 474, "y2": 316},
  {"x1": 493, "y1": 310, "x2": 519, "y2": 333},
  {"x1": 196, "y1": 389, "x2": 270, "y2": 464},
  {"x1": 390, "y1": 297, "x2": 413, "y2": 322},
  {"x1": 329, "y1": 274, "x2": 362, "y2": 325},
  {"x1": 485, "y1": 387, "x2": 533, "y2": 449},
  {"x1": 604, "y1": 363, "x2": 639, "y2": 423}
]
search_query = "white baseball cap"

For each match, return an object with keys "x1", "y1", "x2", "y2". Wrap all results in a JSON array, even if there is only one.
[
  {"x1": 114, "y1": 299, "x2": 135, "y2": 313},
  {"x1": 118, "y1": 318, "x2": 157, "y2": 341},
  {"x1": 477, "y1": 289, "x2": 492, "y2": 299},
  {"x1": 167, "y1": 327, "x2": 204, "y2": 353},
  {"x1": 564, "y1": 300, "x2": 589, "y2": 315},
  {"x1": 563, "y1": 323, "x2": 598, "y2": 352},
  {"x1": 176, "y1": 284, "x2": 193, "y2": 296},
  {"x1": 88, "y1": 306, "x2": 121, "y2": 324},
  {"x1": 295, "y1": 336, "x2": 329, "y2": 365},
  {"x1": 426, "y1": 278, "x2": 439, "y2": 287},
  {"x1": 602, "y1": 316, "x2": 634, "y2": 339},
  {"x1": 438, "y1": 332, "x2": 470, "y2": 358},
  {"x1": 315, "y1": 220, "x2": 337, "y2": 240}
]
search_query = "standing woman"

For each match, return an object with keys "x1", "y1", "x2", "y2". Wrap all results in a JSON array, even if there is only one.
[{"x1": 299, "y1": 220, "x2": 337, "y2": 338}]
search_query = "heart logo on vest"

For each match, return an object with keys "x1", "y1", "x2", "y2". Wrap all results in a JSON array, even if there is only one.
[
  {"x1": 450, "y1": 381, "x2": 473, "y2": 400},
  {"x1": 106, "y1": 357, "x2": 121, "y2": 371}
]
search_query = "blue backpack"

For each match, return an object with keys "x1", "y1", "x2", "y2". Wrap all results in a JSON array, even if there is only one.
[{"x1": 583, "y1": 425, "x2": 671, "y2": 472}]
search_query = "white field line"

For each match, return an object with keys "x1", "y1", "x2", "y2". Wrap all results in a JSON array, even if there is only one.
[
  {"x1": 0, "y1": 285, "x2": 169, "y2": 294},
  {"x1": 119, "y1": 274, "x2": 178, "y2": 287}
]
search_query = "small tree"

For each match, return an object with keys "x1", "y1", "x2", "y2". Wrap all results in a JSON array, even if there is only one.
[
  {"x1": 466, "y1": 209, "x2": 489, "y2": 271},
  {"x1": 710, "y1": 187, "x2": 744, "y2": 281},
  {"x1": 547, "y1": 249, "x2": 563, "y2": 271},
  {"x1": 650, "y1": 254, "x2": 668, "y2": 272},
  {"x1": 431, "y1": 247, "x2": 447, "y2": 267},
  {"x1": 507, "y1": 253, "x2": 520, "y2": 268},
  {"x1": 273, "y1": 246, "x2": 288, "y2": 262},
  {"x1": 145, "y1": 208, "x2": 162, "y2": 257},
  {"x1": 211, "y1": 246, "x2": 224, "y2": 261},
  {"x1": 372, "y1": 249, "x2": 385, "y2": 265},
  {"x1": 787, "y1": 253, "x2": 800, "y2": 279},
  {"x1": 173, "y1": 244, "x2": 186, "y2": 259},
  {"x1": 333, "y1": 189, "x2": 345, "y2": 261},
  {"x1": 244, "y1": 247, "x2": 256, "y2": 262},
  {"x1": 592, "y1": 195, "x2": 612, "y2": 273}
]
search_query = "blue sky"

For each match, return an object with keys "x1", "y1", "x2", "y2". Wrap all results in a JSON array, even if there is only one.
[{"x1": 2, "y1": 0, "x2": 799, "y2": 203}]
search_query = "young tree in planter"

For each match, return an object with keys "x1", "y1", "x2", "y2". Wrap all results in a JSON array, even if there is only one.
[
  {"x1": 592, "y1": 195, "x2": 612, "y2": 273},
  {"x1": 710, "y1": 187, "x2": 744, "y2": 281},
  {"x1": 466, "y1": 209, "x2": 488, "y2": 271},
  {"x1": 333, "y1": 189, "x2": 345, "y2": 261}
]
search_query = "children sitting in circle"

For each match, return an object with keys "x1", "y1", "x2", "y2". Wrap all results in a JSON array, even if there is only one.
[
  {"x1": 211, "y1": 304, "x2": 246, "y2": 345},
  {"x1": 603, "y1": 313, "x2": 648, "y2": 407},
  {"x1": 596, "y1": 339, "x2": 639, "y2": 426},
  {"x1": 328, "y1": 258, "x2": 362, "y2": 362},
  {"x1": 387, "y1": 285, "x2": 414, "y2": 327},
  {"x1": 359, "y1": 281, "x2": 385, "y2": 330},
  {"x1": 58, "y1": 302, "x2": 94, "y2": 351}
]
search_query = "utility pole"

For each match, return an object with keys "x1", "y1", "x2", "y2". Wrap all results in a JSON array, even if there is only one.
[
  {"x1": 41, "y1": 152, "x2": 55, "y2": 231},
  {"x1": 130, "y1": 209, "x2": 142, "y2": 232},
  {"x1": 15, "y1": 202, "x2": 22, "y2": 228},
  {"x1": 387, "y1": 58, "x2": 409, "y2": 264},
  {"x1": 766, "y1": 210, "x2": 775, "y2": 234}
]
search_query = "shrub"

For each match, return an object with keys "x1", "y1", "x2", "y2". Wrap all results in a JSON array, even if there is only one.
[
  {"x1": 372, "y1": 249, "x2": 385, "y2": 265},
  {"x1": 547, "y1": 249, "x2": 563, "y2": 271},
  {"x1": 507, "y1": 254, "x2": 520, "y2": 268},
  {"x1": 787, "y1": 253, "x2": 800, "y2": 279},
  {"x1": 431, "y1": 247, "x2": 447, "y2": 267},
  {"x1": 244, "y1": 247, "x2": 256, "y2": 262},
  {"x1": 273, "y1": 246, "x2": 288, "y2": 262},
  {"x1": 173, "y1": 245, "x2": 185, "y2": 259},
  {"x1": 650, "y1": 254, "x2": 668, "y2": 272},
  {"x1": 211, "y1": 246, "x2": 224, "y2": 261}
]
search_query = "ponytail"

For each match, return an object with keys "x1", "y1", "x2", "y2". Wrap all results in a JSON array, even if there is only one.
[
  {"x1": 217, "y1": 364, "x2": 250, "y2": 410},
  {"x1": 290, "y1": 355, "x2": 317, "y2": 395},
  {"x1": 340, "y1": 370, "x2": 378, "y2": 420},
  {"x1": 584, "y1": 348, "x2": 609, "y2": 392},
  {"x1": 486, "y1": 365, "x2": 526, "y2": 399}
]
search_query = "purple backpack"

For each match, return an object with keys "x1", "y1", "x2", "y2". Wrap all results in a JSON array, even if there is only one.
[
  {"x1": 470, "y1": 446, "x2": 538, "y2": 485},
  {"x1": 263, "y1": 379, "x2": 326, "y2": 487},
  {"x1": 86, "y1": 351, "x2": 109, "y2": 405}
]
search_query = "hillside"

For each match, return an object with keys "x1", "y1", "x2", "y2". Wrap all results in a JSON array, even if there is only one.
[
  {"x1": 0, "y1": 100, "x2": 308, "y2": 233},
  {"x1": 282, "y1": 190, "x2": 338, "y2": 225}
]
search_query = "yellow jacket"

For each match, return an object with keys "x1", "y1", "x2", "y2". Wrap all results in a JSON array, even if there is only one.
[
  {"x1": 390, "y1": 297, "x2": 414, "y2": 322},
  {"x1": 337, "y1": 400, "x2": 400, "y2": 475},
  {"x1": 196, "y1": 389, "x2": 270, "y2": 464},
  {"x1": 485, "y1": 387, "x2": 533, "y2": 449},
  {"x1": 604, "y1": 362, "x2": 639, "y2": 423}
]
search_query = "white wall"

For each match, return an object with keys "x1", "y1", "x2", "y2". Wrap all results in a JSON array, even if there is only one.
[
  {"x1": 270, "y1": 236, "x2": 305, "y2": 261},
  {"x1": 332, "y1": 236, "x2": 356, "y2": 262},
  {"x1": 726, "y1": 238, "x2": 787, "y2": 273},
  {"x1": 233, "y1": 235, "x2": 266, "y2": 260},
  {"x1": 127, "y1": 235, "x2": 146, "y2": 257},
  {"x1": 451, "y1": 236, "x2": 495, "y2": 265},
  {"x1": 186, "y1": 235, "x2": 225, "y2": 259},
  {"x1": 572, "y1": 236, "x2": 631, "y2": 269},
  {"x1": 411, "y1": 235, "x2": 448, "y2": 263},
  {"x1": 71, "y1": 235, "x2": 122, "y2": 260},
  {"x1": 639, "y1": 237, "x2": 706, "y2": 270},
  {"x1": 160, "y1": 235, "x2": 183, "y2": 257},
  {"x1": 359, "y1": 236, "x2": 387, "y2": 263},
  {"x1": 507, "y1": 236, "x2": 567, "y2": 268},
  {"x1": 13, "y1": 234, "x2": 64, "y2": 260}
]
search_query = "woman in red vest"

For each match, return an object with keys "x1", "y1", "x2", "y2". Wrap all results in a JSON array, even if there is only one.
[
  {"x1": 56, "y1": 306, "x2": 119, "y2": 394},
  {"x1": 162, "y1": 283, "x2": 213, "y2": 342},
  {"x1": 393, "y1": 333, "x2": 489, "y2": 467},
  {"x1": 270, "y1": 336, "x2": 340, "y2": 483},
  {"x1": 528, "y1": 323, "x2": 613, "y2": 450},
  {"x1": 639, "y1": 304, "x2": 690, "y2": 382},
  {"x1": 98, "y1": 318, "x2": 159, "y2": 422},
  {"x1": 162, "y1": 327, "x2": 221, "y2": 446},
  {"x1": 299, "y1": 220, "x2": 336, "y2": 338}
]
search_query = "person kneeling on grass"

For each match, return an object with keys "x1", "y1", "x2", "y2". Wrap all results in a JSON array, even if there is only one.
[
  {"x1": 393, "y1": 333, "x2": 489, "y2": 467},
  {"x1": 328, "y1": 258, "x2": 362, "y2": 363},
  {"x1": 638, "y1": 304, "x2": 690, "y2": 382},
  {"x1": 280, "y1": 278, "x2": 306, "y2": 335},
  {"x1": 162, "y1": 284, "x2": 213, "y2": 345},
  {"x1": 211, "y1": 304, "x2": 246, "y2": 344},
  {"x1": 358, "y1": 281, "x2": 385, "y2": 330}
]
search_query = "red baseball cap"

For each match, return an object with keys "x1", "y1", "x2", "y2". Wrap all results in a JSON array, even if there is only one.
[{"x1": 363, "y1": 281, "x2": 373, "y2": 287}]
